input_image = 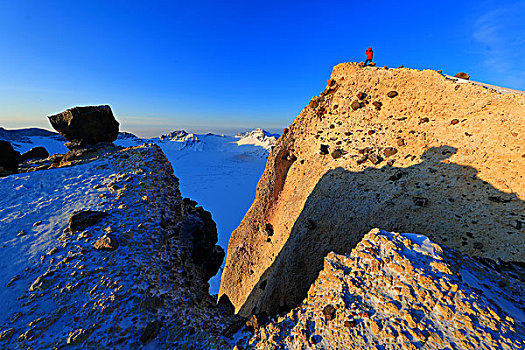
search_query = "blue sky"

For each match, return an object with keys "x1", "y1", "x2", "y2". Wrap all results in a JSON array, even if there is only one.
[{"x1": 1, "y1": 0, "x2": 524, "y2": 137}]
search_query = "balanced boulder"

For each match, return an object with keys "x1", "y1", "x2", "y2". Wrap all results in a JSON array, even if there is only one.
[
  {"x1": 48, "y1": 105, "x2": 119, "y2": 146},
  {"x1": 0, "y1": 140, "x2": 21, "y2": 173}
]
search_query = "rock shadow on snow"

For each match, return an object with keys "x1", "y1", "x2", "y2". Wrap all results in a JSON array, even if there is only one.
[{"x1": 236, "y1": 145, "x2": 525, "y2": 317}]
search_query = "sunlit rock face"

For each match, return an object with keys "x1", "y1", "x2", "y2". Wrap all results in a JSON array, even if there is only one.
[{"x1": 220, "y1": 62, "x2": 525, "y2": 318}]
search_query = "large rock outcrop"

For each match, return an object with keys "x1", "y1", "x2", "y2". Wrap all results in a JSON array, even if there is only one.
[
  {"x1": 0, "y1": 140, "x2": 21, "y2": 175},
  {"x1": 0, "y1": 143, "x2": 235, "y2": 349},
  {"x1": 220, "y1": 63, "x2": 525, "y2": 317},
  {"x1": 244, "y1": 229, "x2": 525, "y2": 349},
  {"x1": 47, "y1": 105, "x2": 119, "y2": 148}
]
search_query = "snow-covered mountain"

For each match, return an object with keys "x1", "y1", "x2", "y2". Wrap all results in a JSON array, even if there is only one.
[{"x1": 0, "y1": 127, "x2": 280, "y2": 293}]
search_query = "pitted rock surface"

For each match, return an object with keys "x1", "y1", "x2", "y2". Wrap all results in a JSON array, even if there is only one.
[
  {"x1": 243, "y1": 229, "x2": 525, "y2": 350},
  {"x1": 220, "y1": 62, "x2": 525, "y2": 317}
]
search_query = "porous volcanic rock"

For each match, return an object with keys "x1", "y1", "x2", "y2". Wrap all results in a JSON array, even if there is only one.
[
  {"x1": 244, "y1": 229, "x2": 525, "y2": 349},
  {"x1": 220, "y1": 62, "x2": 525, "y2": 317},
  {"x1": 47, "y1": 105, "x2": 119, "y2": 146},
  {"x1": 0, "y1": 140, "x2": 21, "y2": 173}
]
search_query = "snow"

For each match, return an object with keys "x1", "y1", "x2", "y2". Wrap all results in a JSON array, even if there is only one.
[
  {"x1": 1, "y1": 127, "x2": 278, "y2": 294},
  {"x1": 0, "y1": 159, "x2": 114, "y2": 325}
]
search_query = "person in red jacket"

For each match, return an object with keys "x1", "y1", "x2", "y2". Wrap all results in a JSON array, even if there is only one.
[{"x1": 365, "y1": 47, "x2": 373, "y2": 66}]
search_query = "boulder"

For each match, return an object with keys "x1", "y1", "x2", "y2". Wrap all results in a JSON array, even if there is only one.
[
  {"x1": 0, "y1": 140, "x2": 21, "y2": 173},
  {"x1": 454, "y1": 72, "x2": 470, "y2": 80},
  {"x1": 21, "y1": 146, "x2": 49, "y2": 161},
  {"x1": 69, "y1": 210, "x2": 108, "y2": 232},
  {"x1": 387, "y1": 91, "x2": 399, "y2": 98},
  {"x1": 93, "y1": 234, "x2": 119, "y2": 251},
  {"x1": 47, "y1": 105, "x2": 119, "y2": 146}
]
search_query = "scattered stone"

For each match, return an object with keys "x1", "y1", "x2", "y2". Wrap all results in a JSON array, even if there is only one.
[
  {"x1": 387, "y1": 91, "x2": 399, "y2": 98},
  {"x1": 488, "y1": 196, "x2": 511, "y2": 203},
  {"x1": 33, "y1": 221, "x2": 42, "y2": 227},
  {"x1": 29, "y1": 272, "x2": 54, "y2": 292},
  {"x1": 351, "y1": 101, "x2": 363, "y2": 110},
  {"x1": 451, "y1": 119, "x2": 459, "y2": 125},
  {"x1": 357, "y1": 92, "x2": 367, "y2": 100},
  {"x1": 17, "y1": 230, "x2": 27, "y2": 237},
  {"x1": 306, "y1": 219, "x2": 316, "y2": 230},
  {"x1": 386, "y1": 159, "x2": 395, "y2": 166},
  {"x1": 0, "y1": 328, "x2": 15, "y2": 341},
  {"x1": 246, "y1": 312, "x2": 269, "y2": 333},
  {"x1": 356, "y1": 156, "x2": 368, "y2": 165},
  {"x1": 331, "y1": 149, "x2": 344, "y2": 159},
  {"x1": 454, "y1": 72, "x2": 470, "y2": 80},
  {"x1": 516, "y1": 220, "x2": 523, "y2": 230},
  {"x1": 419, "y1": 117, "x2": 430, "y2": 124},
  {"x1": 69, "y1": 210, "x2": 108, "y2": 232},
  {"x1": 47, "y1": 105, "x2": 119, "y2": 146},
  {"x1": 21, "y1": 147, "x2": 49, "y2": 161},
  {"x1": 383, "y1": 147, "x2": 398, "y2": 157},
  {"x1": 344, "y1": 320, "x2": 356, "y2": 328},
  {"x1": 263, "y1": 223, "x2": 274, "y2": 236},
  {"x1": 140, "y1": 320, "x2": 161, "y2": 344},
  {"x1": 372, "y1": 101, "x2": 382, "y2": 110},
  {"x1": 282, "y1": 128, "x2": 289, "y2": 135},
  {"x1": 67, "y1": 328, "x2": 92, "y2": 345},
  {"x1": 320, "y1": 144, "x2": 329, "y2": 155},
  {"x1": 368, "y1": 154, "x2": 383, "y2": 165},
  {"x1": 397, "y1": 139, "x2": 405, "y2": 146},
  {"x1": 413, "y1": 196, "x2": 429, "y2": 207},
  {"x1": 93, "y1": 234, "x2": 119, "y2": 251},
  {"x1": 323, "y1": 304, "x2": 336, "y2": 321}
]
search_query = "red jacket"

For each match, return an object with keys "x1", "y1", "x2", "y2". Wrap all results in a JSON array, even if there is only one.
[{"x1": 366, "y1": 48, "x2": 373, "y2": 60}]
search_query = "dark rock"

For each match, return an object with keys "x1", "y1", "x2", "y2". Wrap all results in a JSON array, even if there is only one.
[
  {"x1": 282, "y1": 128, "x2": 289, "y2": 135},
  {"x1": 386, "y1": 159, "x2": 395, "y2": 166},
  {"x1": 387, "y1": 91, "x2": 399, "y2": 98},
  {"x1": 320, "y1": 144, "x2": 329, "y2": 155},
  {"x1": 246, "y1": 312, "x2": 268, "y2": 333},
  {"x1": 202, "y1": 245, "x2": 225, "y2": 280},
  {"x1": 69, "y1": 210, "x2": 108, "y2": 232},
  {"x1": 351, "y1": 101, "x2": 363, "y2": 110},
  {"x1": 0, "y1": 140, "x2": 21, "y2": 173},
  {"x1": 263, "y1": 223, "x2": 274, "y2": 236},
  {"x1": 413, "y1": 196, "x2": 428, "y2": 207},
  {"x1": 419, "y1": 117, "x2": 430, "y2": 124},
  {"x1": 331, "y1": 149, "x2": 344, "y2": 159},
  {"x1": 389, "y1": 171, "x2": 406, "y2": 181},
  {"x1": 93, "y1": 234, "x2": 119, "y2": 251},
  {"x1": 437, "y1": 70, "x2": 443, "y2": 74},
  {"x1": 356, "y1": 155, "x2": 368, "y2": 165},
  {"x1": 488, "y1": 196, "x2": 511, "y2": 203},
  {"x1": 368, "y1": 130, "x2": 375, "y2": 135},
  {"x1": 368, "y1": 154, "x2": 383, "y2": 165},
  {"x1": 260, "y1": 280, "x2": 267, "y2": 291},
  {"x1": 397, "y1": 65, "x2": 404, "y2": 68},
  {"x1": 397, "y1": 139, "x2": 405, "y2": 146},
  {"x1": 372, "y1": 101, "x2": 382, "y2": 110},
  {"x1": 344, "y1": 320, "x2": 356, "y2": 328},
  {"x1": 357, "y1": 92, "x2": 367, "y2": 100},
  {"x1": 48, "y1": 105, "x2": 119, "y2": 146},
  {"x1": 322, "y1": 304, "x2": 336, "y2": 321},
  {"x1": 454, "y1": 72, "x2": 470, "y2": 80},
  {"x1": 358, "y1": 147, "x2": 373, "y2": 155},
  {"x1": 473, "y1": 241, "x2": 484, "y2": 250},
  {"x1": 306, "y1": 219, "x2": 316, "y2": 230},
  {"x1": 516, "y1": 220, "x2": 523, "y2": 230},
  {"x1": 140, "y1": 320, "x2": 161, "y2": 344},
  {"x1": 217, "y1": 294, "x2": 235, "y2": 315},
  {"x1": 21, "y1": 147, "x2": 49, "y2": 161},
  {"x1": 451, "y1": 119, "x2": 460, "y2": 125},
  {"x1": 383, "y1": 147, "x2": 398, "y2": 157}
]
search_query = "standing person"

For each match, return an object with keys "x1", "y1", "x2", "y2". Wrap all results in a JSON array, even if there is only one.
[{"x1": 364, "y1": 47, "x2": 373, "y2": 66}]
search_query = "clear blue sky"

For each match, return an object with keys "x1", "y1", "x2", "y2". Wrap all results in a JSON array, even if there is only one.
[{"x1": 1, "y1": 0, "x2": 524, "y2": 137}]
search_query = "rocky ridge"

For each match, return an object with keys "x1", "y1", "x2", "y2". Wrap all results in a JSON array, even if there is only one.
[
  {"x1": 220, "y1": 62, "x2": 525, "y2": 317},
  {"x1": 242, "y1": 229, "x2": 525, "y2": 349},
  {"x1": 0, "y1": 143, "x2": 236, "y2": 348}
]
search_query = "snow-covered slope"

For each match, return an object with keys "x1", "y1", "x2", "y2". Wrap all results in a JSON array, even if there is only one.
[
  {"x1": 0, "y1": 127, "x2": 279, "y2": 294},
  {"x1": 0, "y1": 144, "x2": 235, "y2": 349}
]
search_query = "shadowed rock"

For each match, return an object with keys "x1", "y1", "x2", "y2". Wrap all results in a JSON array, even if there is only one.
[
  {"x1": 21, "y1": 147, "x2": 49, "y2": 161},
  {"x1": 0, "y1": 140, "x2": 21, "y2": 174},
  {"x1": 48, "y1": 105, "x2": 119, "y2": 148},
  {"x1": 69, "y1": 210, "x2": 108, "y2": 232}
]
